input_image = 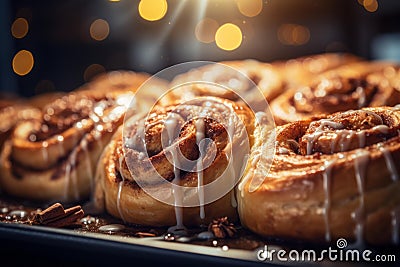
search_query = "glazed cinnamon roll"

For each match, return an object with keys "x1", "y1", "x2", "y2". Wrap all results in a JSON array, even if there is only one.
[
  {"x1": 96, "y1": 96, "x2": 271, "y2": 227},
  {"x1": 271, "y1": 62, "x2": 400, "y2": 125},
  {"x1": 167, "y1": 60, "x2": 284, "y2": 105},
  {"x1": 77, "y1": 70, "x2": 151, "y2": 95},
  {"x1": 0, "y1": 72, "x2": 159, "y2": 203},
  {"x1": 273, "y1": 53, "x2": 360, "y2": 87},
  {"x1": 238, "y1": 106, "x2": 400, "y2": 245}
]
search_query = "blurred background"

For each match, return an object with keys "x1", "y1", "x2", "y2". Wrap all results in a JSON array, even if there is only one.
[{"x1": 1, "y1": 0, "x2": 400, "y2": 97}]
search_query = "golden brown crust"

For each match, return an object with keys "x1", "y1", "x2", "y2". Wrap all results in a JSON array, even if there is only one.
[
  {"x1": 271, "y1": 61, "x2": 400, "y2": 125},
  {"x1": 0, "y1": 71, "x2": 155, "y2": 203},
  {"x1": 238, "y1": 106, "x2": 400, "y2": 245}
]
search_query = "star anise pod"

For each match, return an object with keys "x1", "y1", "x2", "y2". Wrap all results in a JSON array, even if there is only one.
[{"x1": 208, "y1": 217, "x2": 237, "y2": 239}]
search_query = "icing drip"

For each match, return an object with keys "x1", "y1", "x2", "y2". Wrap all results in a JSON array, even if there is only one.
[
  {"x1": 305, "y1": 115, "x2": 389, "y2": 155},
  {"x1": 81, "y1": 139, "x2": 94, "y2": 196},
  {"x1": 56, "y1": 136, "x2": 72, "y2": 201},
  {"x1": 195, "y1": 118, "x2": 205, "y2": 220},
  {"x1": 306, "y1": 119, "x2": 344, "y2": 155},
  {"x1": 379, "y1": 145, "x2": 399, "y2": 182},
  {"x1": 116, "y1": 181, "x2": 125, "y2": 222},
  {"x1": 116, "y1": 156, "x2": 126, "y2": 222},
  {"x1": 165, "y1": 115, "x2": 186, "y2": 234},
  {"x1": 322, "y1": 160, "x2": 336, "y2": 242},
  {"x1": 352, "y1": 150, "x2": 370, "y2": 248},
  {"x1": 227, "y1": 115, "x2": 237, "y2": 208},
  {"x1": 356, "y1": 86, "x2": 366, "y2": 108},
  {"x1": 277, "y1": 147, "x2": 290, "y2": 154},
  {"x1": 379, "y1": 144, "x2": 399, "y2": 245}
]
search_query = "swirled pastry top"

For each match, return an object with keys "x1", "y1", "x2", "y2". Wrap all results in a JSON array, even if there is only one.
[
  {"x1": 271, "y1": 61, "x2": 400, "y2": 124},
  {"x1": 119, "y1": 97, "x2": 256, "y2": 187}
]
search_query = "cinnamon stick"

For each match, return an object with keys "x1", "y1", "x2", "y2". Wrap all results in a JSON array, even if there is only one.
[{"x1": 33, "y1": 203, "x2": 84, "y2": 228}]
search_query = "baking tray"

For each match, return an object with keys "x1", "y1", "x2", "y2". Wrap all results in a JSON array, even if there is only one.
[
  {"x1": 0, "y1": 222, "x2": 267, "y2": 267},
  {"x1": 2, "y1": 221, "x2": 397, "y2": 267},
  {"x1": 0, "y1": 195, "x2": 398, "y2": 267}
]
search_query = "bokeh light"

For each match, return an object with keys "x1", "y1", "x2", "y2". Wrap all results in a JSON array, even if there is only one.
[
  {"x1": 11, "y1": 18, "x2": 29, "y2": 39},
  {"x1": 138, "y1": 0, "x2": 168, "y2": 21},
  {"x1": 215, "y1": 23, "x2": 243, "y2": 51},
  {"x1": 195, "y1": 18, "x2": 219, "y2": 43},
  {"x1": 84, "y1": 64, "x2": 106, "y2": 81},
  {"x1": 236, "y1": 0, "x2": 263, "y2": 17},
  {"x1": 12, "y1": 50, "x2": 34, "y2": 76},
  {"x1": 90, "y1": 19, "x2": 110, "y2": 41},
  {"x1": 278, "y1": 24, "x2": 310, "y2": 46},
  {"x1": 363, "y1": 0, "x2": 378, "y2": 12}
]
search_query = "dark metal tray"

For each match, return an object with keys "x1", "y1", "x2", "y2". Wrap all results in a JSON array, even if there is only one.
[{"x1": 0, "y1": 222, "x2": 269, "y2": 267}]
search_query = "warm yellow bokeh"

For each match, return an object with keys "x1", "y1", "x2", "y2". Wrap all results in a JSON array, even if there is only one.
[
  {"x1": 236, "y1": 0, "x2": 263, "y2": 17},
  {"x1": 363, "y1": 0, "x2": 378, "y2": 12},
  {"x1": 90, "y1": 19, "x2": 110, "y2": 41},
  {"x1": 138, "y1": 0, "x2": 168, "y2": 21},
  {"x1": 12, "y1": 50, "x2": 34, "y2": 76},
  {"x1": 11, "y1": 18, "x2": 29, "y2": 39},
  {"x1": 215, "y1": 23, "x2": 242, "y2": 51},
  {"x1": 195, "y1": 18, "x2": 219, "y2": 43}
]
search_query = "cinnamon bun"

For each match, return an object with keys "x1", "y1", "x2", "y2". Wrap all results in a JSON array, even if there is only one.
[
  {"x1": 167, "y1": 60, "x2": 284, "y2": 105},
  {"x1": 271, "y1": 62, "x2": 400, "y2": 125},
  {"x1": 238, "y1": 106, "x2": 400, "y2": 245},
  {"x1": 96, "y1": 96, "x2": 271, "y2": 227},
  {"x1": 0, "y1": 72, "x2": 160, "y2": 203},
  {"x1": 273, "y1": 53, "x2": 361, "y2": 87}
]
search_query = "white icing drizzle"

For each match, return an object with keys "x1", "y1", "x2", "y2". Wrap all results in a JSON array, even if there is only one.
[
  {"x1": 379, "y1": 145, "x2": 399, "y2": 182},
  {"x1": 277, "y1": 147, "x2": 290, "y2": 154},
  {"x1": 81, "y1": 138, "x2": 94, "y2": 195},
  {"x1": 56, "y1": 136, "x2": 72, "y2": 201},
  {"x1": 116, "y1": 156, "x2": 126, "y2": 222},
  {"x1": 165, "y1": 115, "x2": 186, "y2": 233},
  {"x1": 352, "y1": 149, "x2": 370, "y2": 248},
  {"x1": 379, "y1": 144, "x2": 399, "y2": 244},
  {"x1": 226, "y1": 115, "x2": 238, "y2": 208},
  {"x1": 357, "y1": 131, "x2": 366, "y2": 148},
  {"x1": 224, "y1": 153, "x2": 237, "y2": 208},
  {"x1": 356, "y1": 86, "x2": 366, "y2": 108},
  {"x1": 306, "y1": 119, "x2": 344, "y2": 155},
  {"x1": 372, "y1": 124, "x2": 390, "y2": 134},
  {"x1": 195, "y1": 118, "x2": 205, "y2": 220},
  {"x1": 305, "y1": 114, "x2": 389, "y2": 155},
  {"x1": 322, "y1": 159, "x2": 336, "y2": 242}
]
